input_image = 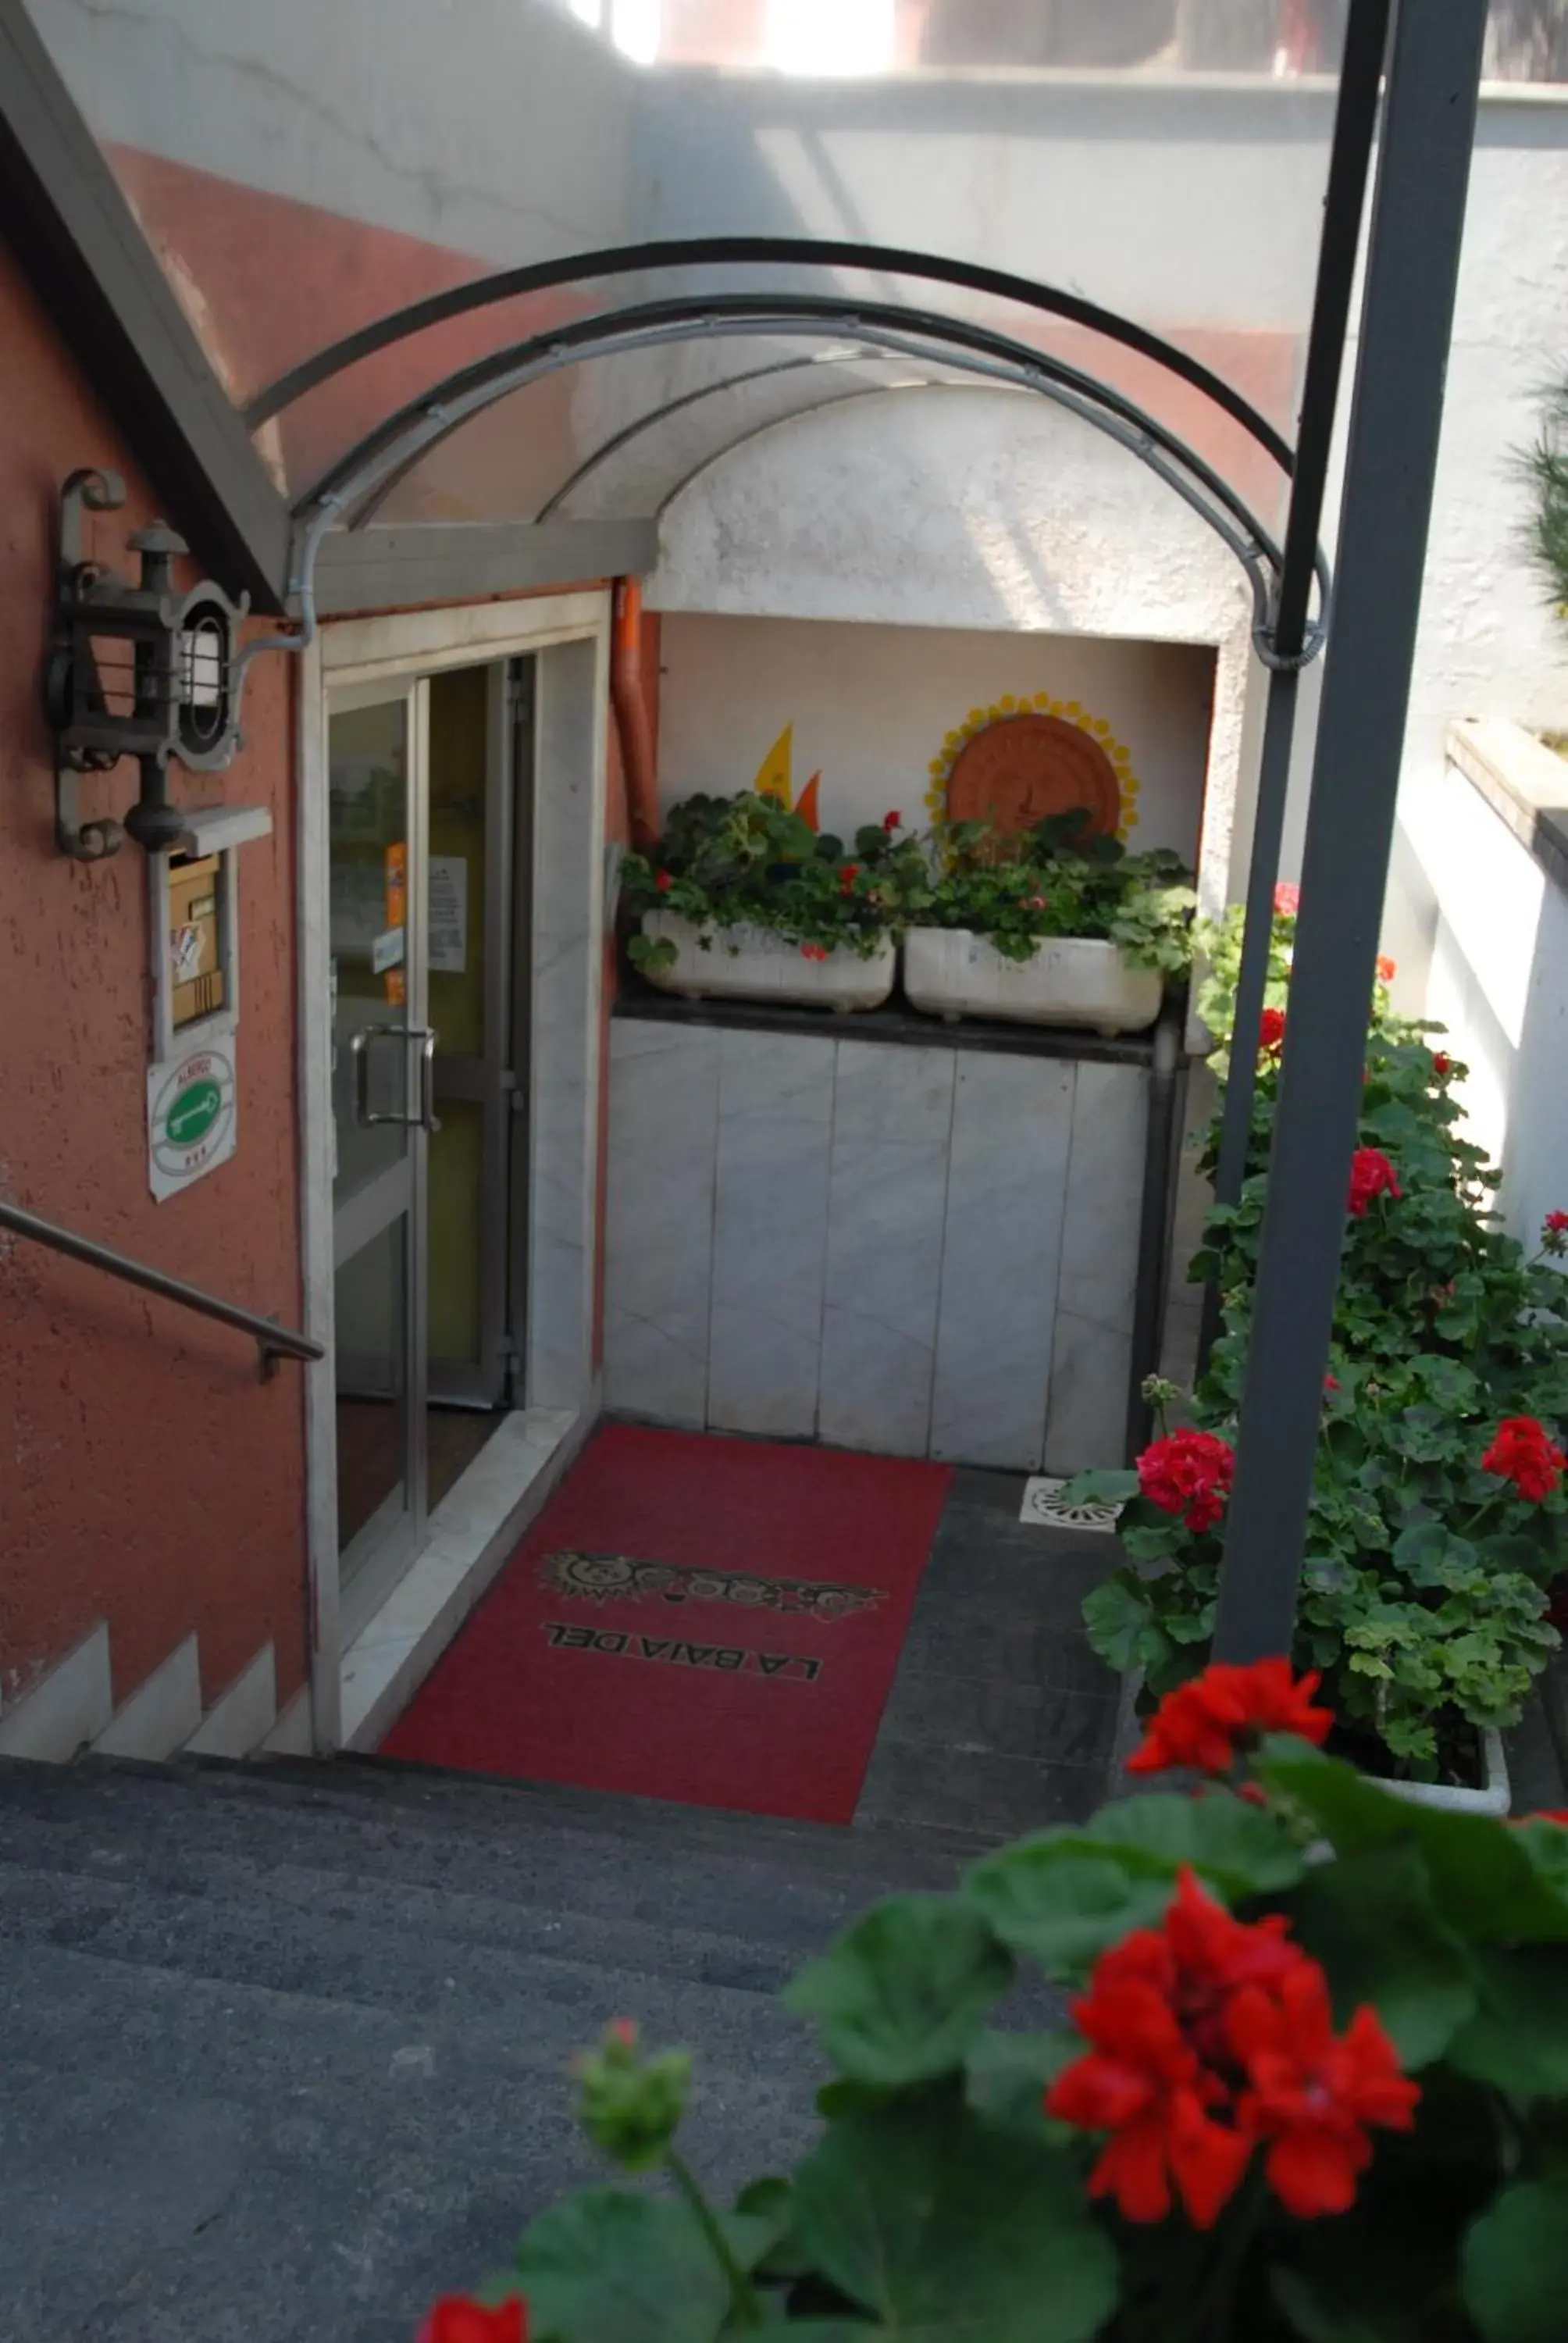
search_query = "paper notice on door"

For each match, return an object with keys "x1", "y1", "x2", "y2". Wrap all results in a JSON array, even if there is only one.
[
  {"x1": 171, "y1": 923, "x2": 205, "y2": 984},
  {"x1": 429, "y1": 854, "x2": 469, "y2": 975}
]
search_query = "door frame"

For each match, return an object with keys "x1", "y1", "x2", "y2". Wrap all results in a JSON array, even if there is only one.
[
  {"x1": 297, "y1": 590, "x2": 611, "y2": 1753},
  {"x1": 326, "y1": 673, "x2": 432, "y2": 1649}
]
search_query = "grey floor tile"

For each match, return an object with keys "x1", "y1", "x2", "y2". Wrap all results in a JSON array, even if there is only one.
[
  {"x1": 880, "y1": 1672, "x2": 1115, "y2": 1769},
  {"x1": 855, "y1": 1742, "x2": 1103, "y2": 1838}
]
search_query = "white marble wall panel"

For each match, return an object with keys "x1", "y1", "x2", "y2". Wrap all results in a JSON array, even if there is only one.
[
  {"x1": 707, "y1": 1031, "x2": 834, "y2": 1438},
  {"x1": 931, "y1": 1056, "x2": 1076, "y2": 1471},
  {"x1": 1044, "y1": 1062, "x2": 1149, "y2": 1475},
  {"x1": 819, "y1": 1043, "x2": 957, "y2": 1458},
  {"x1": 528, "y1": 635, "x2": 607, "y2": 1412},
  {"x1": 603, "y1": 1022, "x2": 720, "y2": 1427}
]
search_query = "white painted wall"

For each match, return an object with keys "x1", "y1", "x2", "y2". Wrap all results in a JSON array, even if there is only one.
[
  {"x1": 657, "y1": 611, "x2": 1216, "y2": 864},
  {"x1": 1358, "y1": 99, "x2": 1568, "y2": 1250},
  {"x1": 1392, "y1": 739, "x2": 1568, "y2": 1254},
  {"x1": 1302, "y1": 98, "x2": 1568, "y2": 938},
  {"x1": 30, "y1": 0, "x2": 638, "y2": 269},
  {"x1": 648, "y1": 387, "x2": 1255, "y2": 925}
]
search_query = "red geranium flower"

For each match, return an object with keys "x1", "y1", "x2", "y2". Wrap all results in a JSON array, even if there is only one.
[
  {"x1": 419, "y1": 2298, "x2": 527, "y2": 2343},
  {"x1": 1274, "y1": 883, "x2": 1300, "y2": 917},
  {"x1": 1432, "y1": 1051, "x2": 1450, "y2": 1077},
  {"x1": 1376, "y1": 954, "x2": 1397, "y2": 984},
  {"x1": 1548, "y1": 1210, "x2": 1568, "y2": 1232},
  {"x1": 1136, "y1": 1429, "x2": 1235, "y2": 1533},
  {"x1": 1128, "y1": 1659, "x2": 1332, "y2": 1779},
  {"x1": 800, "y1": 943, "x2": 829, "y2": 962},
  {"x1": 882, "y1": 808, "x2": 901, "y2": 833},
  {"x1": 1048, "y1": 1872, "x2": 1303, "y2": 2229},
  {"x1": 655, "y1": 870, "x2": 674, "y2": 894},
  {"x1": 1481, "y1": 1415, "x2": 1566, "y2": 1503},
  {"x1": 1324, "y1": 1373, "x2": 1341, "y2": 1396},
  {"x1": 1545, "y1": 1211, "x2": 1568, "y2": 1257},
  {"x1": 1231, "y1": 1963, "x2": 1418, "y2": 2220},
  {"x1": 1348, "y1": 1149, "x2": 1401, "y2": 1217},
  {"x1": 1259, "y1": 1007, "x2": 1287, "y2": 1059},
  {"x1": 839, "y1": 863, "x2": 861, "y2": 893},
  {"x1": 1099, "y1": 1868, "x2": 1304, "y2": 2057}
]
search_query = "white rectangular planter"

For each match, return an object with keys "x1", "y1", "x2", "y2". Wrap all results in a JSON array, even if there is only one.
[
  {"x1": 1371, "y1": 1727, "x2": 1510, "y2": 1817},
  {"x1": 903, "y1": 927, "x2": 1162, "y2": 1036},
  {"x1": 1109, "y1": 1669, "x2": 1510, "y2": 1817},
  {"x1": 638, "y1": 913, "x2": 896, "y2": 1013}
]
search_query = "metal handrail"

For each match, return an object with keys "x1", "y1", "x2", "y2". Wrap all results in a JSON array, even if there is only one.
[{"x1": 0, "y1": 1198, "x2": 324, "y2": 1379}]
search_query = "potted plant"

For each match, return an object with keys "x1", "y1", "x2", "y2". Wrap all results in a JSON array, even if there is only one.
[
  {"x1": 901, "y1": 813, "x2": 1196, "y2": 1035},
  {"x1": 1065, "y1": 893, "x2": 1568, "y2": 1804},
  {"x1": 418, "y1": 1662, "x2": 1568, "y2": 2343},
  {"x1": 619, "y1": 793, "x2": 922, "y2": 1014}
]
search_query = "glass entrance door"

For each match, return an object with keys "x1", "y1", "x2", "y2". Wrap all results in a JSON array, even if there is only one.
[
  {"x1": 329, "y1": 680, "x2": 429, "y2": 1644},
  {"x1": 426, "y1": 658, "x2": 533, "y2": 1410}
]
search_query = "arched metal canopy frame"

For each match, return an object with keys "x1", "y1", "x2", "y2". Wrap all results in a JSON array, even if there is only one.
[
  {"x1": 246, "y1": 233, "x2": 1295, "y2": 477},
  {"x1": 535, "y1": 347, "x2": 906, "y2": 522},
  {"x1": 287, "y1": 292, "x2": 1329, "y2": 667}
]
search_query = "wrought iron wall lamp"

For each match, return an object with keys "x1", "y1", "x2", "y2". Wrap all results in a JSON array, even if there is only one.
[{"x1": 45, "y1": 468, "x2": 271, "y2": 859}]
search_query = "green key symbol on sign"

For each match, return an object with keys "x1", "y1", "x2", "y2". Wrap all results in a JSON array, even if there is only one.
[{"x1": 166, "y1": 1080, "x2": 223, "y2": 1147}]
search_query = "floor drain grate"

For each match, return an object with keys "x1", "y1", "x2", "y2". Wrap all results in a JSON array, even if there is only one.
[{"x1": 1020, "y1": 1476, "x2": 1121, "y2": 1534}]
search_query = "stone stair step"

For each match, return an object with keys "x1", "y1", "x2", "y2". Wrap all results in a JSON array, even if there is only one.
[
  {"x1": 205, "y1": 1751, "x2": 1000, "y2": 1869},
  {"x1": 0, "y1": 1937, "x2": 822, "y2": 2343},
  {"x1": 0, "y1": 1831, "x2": 824, "y2": 2000},
  {"x1": 0, "y1": 1756, "x2": 990, "y2": 1939},
  {"x1": 0, "y1": 1860, "x2": 819, "y2": 2070}
]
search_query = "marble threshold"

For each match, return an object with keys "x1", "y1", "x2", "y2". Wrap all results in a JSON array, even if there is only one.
[{"x1": 340, "y1": 1399, "x2": 597, "y2": 1750}]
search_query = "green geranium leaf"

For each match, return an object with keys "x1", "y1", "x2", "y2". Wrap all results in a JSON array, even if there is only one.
[
  {"x1": 1463, "y1": 2179, "x2": 1568, "y2": 2341},
  {"x1": 784, "y1": 1896, "x2": 1014, "y2": 2087},
  {"x1": 1082, "y1": 1571, "x2": 1158, "y2": 1671},
  {"x1": 1285, "y1": 1843, "x2": 1477, "y2": 2067},
  {"x1": 964, "y1": 1843, "x2": 1180, "y2": 1975},
  {"x1": 515, "y1": 2190, "x2": 752, "y2": 2343},
  {"x1": 790, "y1": 2092, "x2": 1117, "y2": 2343},
  {"x1": 1057, "y1": 1468, "x2": 1139, "y2": 1507},
  {"x1": 1084, "y1": 1788, "x2": 1306, "y2": 1897},
  {"x1": 964, "y1": 2029, "x2": 1080, "y2": 2129},
  {"x1": 1392, "y1": 1521, "x2": 1477, "y2": 1589},
  {"x1": 734, "y1": 2177, "x2": 811, "y2": 2284},
  {"x1": 1447, "y1": 1945, "x2": 1568, "y2": 2097},
  {"x1": 1258, "y1": 1743, "x2": 1568, "y2": 1944}
]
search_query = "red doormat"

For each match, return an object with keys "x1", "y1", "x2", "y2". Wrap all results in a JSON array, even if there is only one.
[{"x1": 380, "y1": 1423, "x2": 952, "y2": 1824}]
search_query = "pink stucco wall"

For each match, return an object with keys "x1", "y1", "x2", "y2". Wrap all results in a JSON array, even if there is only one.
[{"x1": 0, "y1": 237, "x2": 309, "y2": 1721}]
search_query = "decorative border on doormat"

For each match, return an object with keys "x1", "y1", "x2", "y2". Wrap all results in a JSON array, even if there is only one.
[
  {"x1": 540, "y1": 1550, "x2": 888, "y2": 1621},
  {"x1": 1020, "y1": 1477, "x2": 1122, "y2": 1534}
]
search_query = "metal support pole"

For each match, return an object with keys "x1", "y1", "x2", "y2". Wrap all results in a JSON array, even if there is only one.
[
  {"x1": 1126, "y1": 1006, "x2": 1188, "y2": 1461},
  {"x1": 1199, "y1": 666, "x2": 1299, "y2": 1368},
  {"x1": 1197, "y1": 0, "x2": 1390, "y2": 1375},
  {"x1": 1212, "y1": 0, "x2": 1488, "y2": 1664}
]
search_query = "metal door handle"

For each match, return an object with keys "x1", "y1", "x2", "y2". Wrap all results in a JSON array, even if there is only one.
[
  {"x1": 349, "y1": 1025, "x2": 440, "y2": 1131},
  {"x1": 417, "y1": 1030, "x2": 441, "y2": 1136}
]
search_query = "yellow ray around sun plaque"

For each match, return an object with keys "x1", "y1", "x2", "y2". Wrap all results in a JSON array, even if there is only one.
[{"x1": 924, "y1": 694, "x2": 1141, "y2": 842}]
